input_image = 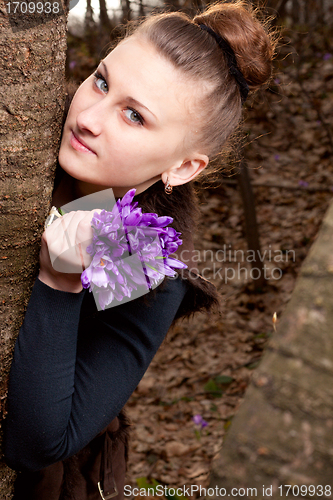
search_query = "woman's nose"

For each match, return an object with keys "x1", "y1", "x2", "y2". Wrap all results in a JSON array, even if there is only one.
[{"x1": 76, "y1": 100, "x2": 107, "y2": 136}]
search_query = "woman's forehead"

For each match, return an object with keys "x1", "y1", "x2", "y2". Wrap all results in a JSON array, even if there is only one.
[{"x1": 102, "y1": 37, "x2": 202, "y2": 125}]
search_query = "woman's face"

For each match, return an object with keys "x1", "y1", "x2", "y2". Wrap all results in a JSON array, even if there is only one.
[{"x1": 58, "y1": 36, "x2": 207, "y2": 197}]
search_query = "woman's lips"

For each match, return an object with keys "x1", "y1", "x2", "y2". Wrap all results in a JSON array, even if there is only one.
[{"x1": 70, "y1": 131, "x2": 96, "y2": 155}]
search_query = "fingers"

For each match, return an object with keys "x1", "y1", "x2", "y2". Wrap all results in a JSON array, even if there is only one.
[{"x1": 43, "y1": 210, "x2": 97, "y2": 274}]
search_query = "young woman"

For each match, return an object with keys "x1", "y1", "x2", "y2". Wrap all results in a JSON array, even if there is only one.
[{"x1": 4, "y1": 2, "x2": 276, "y2": 498}]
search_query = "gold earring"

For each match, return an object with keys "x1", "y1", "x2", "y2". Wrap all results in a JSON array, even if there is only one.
[{"x1": 164, "y1": 177, "x2": 173, "y2": 195}]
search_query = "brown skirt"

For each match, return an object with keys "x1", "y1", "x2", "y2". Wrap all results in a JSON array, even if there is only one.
[{"x1": 12, "y1": 410, "x2": 131, "y2": 500}]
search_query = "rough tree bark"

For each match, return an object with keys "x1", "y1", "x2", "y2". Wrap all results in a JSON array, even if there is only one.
[{"x1": 0, "y1": 3, "x2": 67, "y2": 497}]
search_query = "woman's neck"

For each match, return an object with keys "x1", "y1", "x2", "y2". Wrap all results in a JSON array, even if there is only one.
[
  {"x1": 52, "y1": 170, "x2": 163, "y2": 206},
  {"x1": 51, "y1": 171, "x2": 76, "y2": 207}
]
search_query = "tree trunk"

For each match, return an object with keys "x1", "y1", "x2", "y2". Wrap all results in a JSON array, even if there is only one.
[
  {"x1": 99, "y1": 0, "x2": 111, "y2": 32},
  {"x1": 209, "y1": 199, "x2": 333, "y2": 497},
  {"x1": 84, "y1": 0, "x2": 98, "y2": 57},
  {"x1": 235, "y1": 160, "x2": 266, "y2": 290},
  {"x1": 85, "y1": 0, "x2": 94, "y2": 31},
  {"x1": 121, "y1": 0, "x2": 131, "y2": 23},
  {"x1": 0, "y1": 4, "x2": 67, "y2": 497},
  {"x1": 138, "y1": 0, "x2": 145, "y2": 19}
]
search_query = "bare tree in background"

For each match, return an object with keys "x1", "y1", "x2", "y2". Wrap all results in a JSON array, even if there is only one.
[
  {"x1": 85, "y1": 0, "x2": 95, "y2": 32},
  {"x1": 99, "y1": 0, "x2": 112, "y2": 31},
  {"x1": 138, "y1": 0, "x2": 145, "y2": 18},
  {"x1": 121, "y1": 0, "x2": 132, "y2": 22},
  {"x1": 265, "y1": 0, "x2": 331, "y2": 25}
]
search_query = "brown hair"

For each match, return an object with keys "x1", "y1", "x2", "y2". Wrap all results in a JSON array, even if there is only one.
[{"x1": 125, "y1": 1, "x2": 276, "y2": 159}]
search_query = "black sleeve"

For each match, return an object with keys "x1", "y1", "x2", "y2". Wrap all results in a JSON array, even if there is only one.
[{"x1": 4, "y1": 276, "x2": 188, "y2": 472}]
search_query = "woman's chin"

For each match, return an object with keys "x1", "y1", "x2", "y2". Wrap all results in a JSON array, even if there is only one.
[{"x1": 58, "y1": 154, "x2": 86, "y2": 184}]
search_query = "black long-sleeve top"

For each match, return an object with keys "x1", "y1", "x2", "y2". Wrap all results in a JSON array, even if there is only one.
[{"x1": 4, "y1": 275, "x2": 188, "y2": 472}]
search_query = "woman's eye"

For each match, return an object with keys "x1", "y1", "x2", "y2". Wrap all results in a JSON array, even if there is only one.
[
  {"x1": 93, "y1": 72, "x2": 108, "y2": 93},
  {"x1": 124, "y1": 108, "x2": 144, "y2": 125}
]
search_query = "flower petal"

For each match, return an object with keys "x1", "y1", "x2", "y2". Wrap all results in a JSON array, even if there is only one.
[{"x1": 120, "y1": 188, "x2": 136, "y2": 207}]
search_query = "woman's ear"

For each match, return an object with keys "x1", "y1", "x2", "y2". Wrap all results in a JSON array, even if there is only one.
[{"x1": 162, "y1": 154, "x2": 209, "y2": 187}]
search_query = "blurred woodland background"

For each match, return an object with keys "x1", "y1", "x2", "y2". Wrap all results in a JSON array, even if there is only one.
[{"x1": 62, "y1": 0, "x2": 333, "y2": 493}]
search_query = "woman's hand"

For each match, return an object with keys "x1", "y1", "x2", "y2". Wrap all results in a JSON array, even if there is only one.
[{"x1": 38, "y1": 210, "x2": 98, "y2": 293}]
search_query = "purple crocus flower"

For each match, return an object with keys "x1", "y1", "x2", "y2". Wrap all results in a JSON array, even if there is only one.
[
  {"x1": 192, "y1": 415, "x2": 208, "y2": 428},
  {"x1": 298, "y1": 180, "x2": 309, "y2": 188},
  {"x1": 81, "y1": 188, "x2": 187, "y2": 310}
]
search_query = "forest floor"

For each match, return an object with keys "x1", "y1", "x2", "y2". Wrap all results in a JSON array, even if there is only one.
[{"x1": 122, "y1": 26, "x2": 333, "y2": 496}]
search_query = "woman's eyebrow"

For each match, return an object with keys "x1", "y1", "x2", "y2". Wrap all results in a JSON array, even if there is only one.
[
  {"x1": 126, "y1": 97, "x2": 157, "y2": 121},
  {"x1": 100, "y1": 61, "x2": 157, "y2": 122},
  {"x1": 101, "y1": 61, "x2": 109, "y2": 79}
]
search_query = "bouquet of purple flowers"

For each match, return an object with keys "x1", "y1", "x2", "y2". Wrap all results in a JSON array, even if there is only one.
[{"x1": 81, "y1": 189, "x2": 187, "y2": 310}]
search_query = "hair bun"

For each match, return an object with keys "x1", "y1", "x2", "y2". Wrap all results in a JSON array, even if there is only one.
[{"x1": 194, "y1": 1, "x2": 276, "y2": 91}]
